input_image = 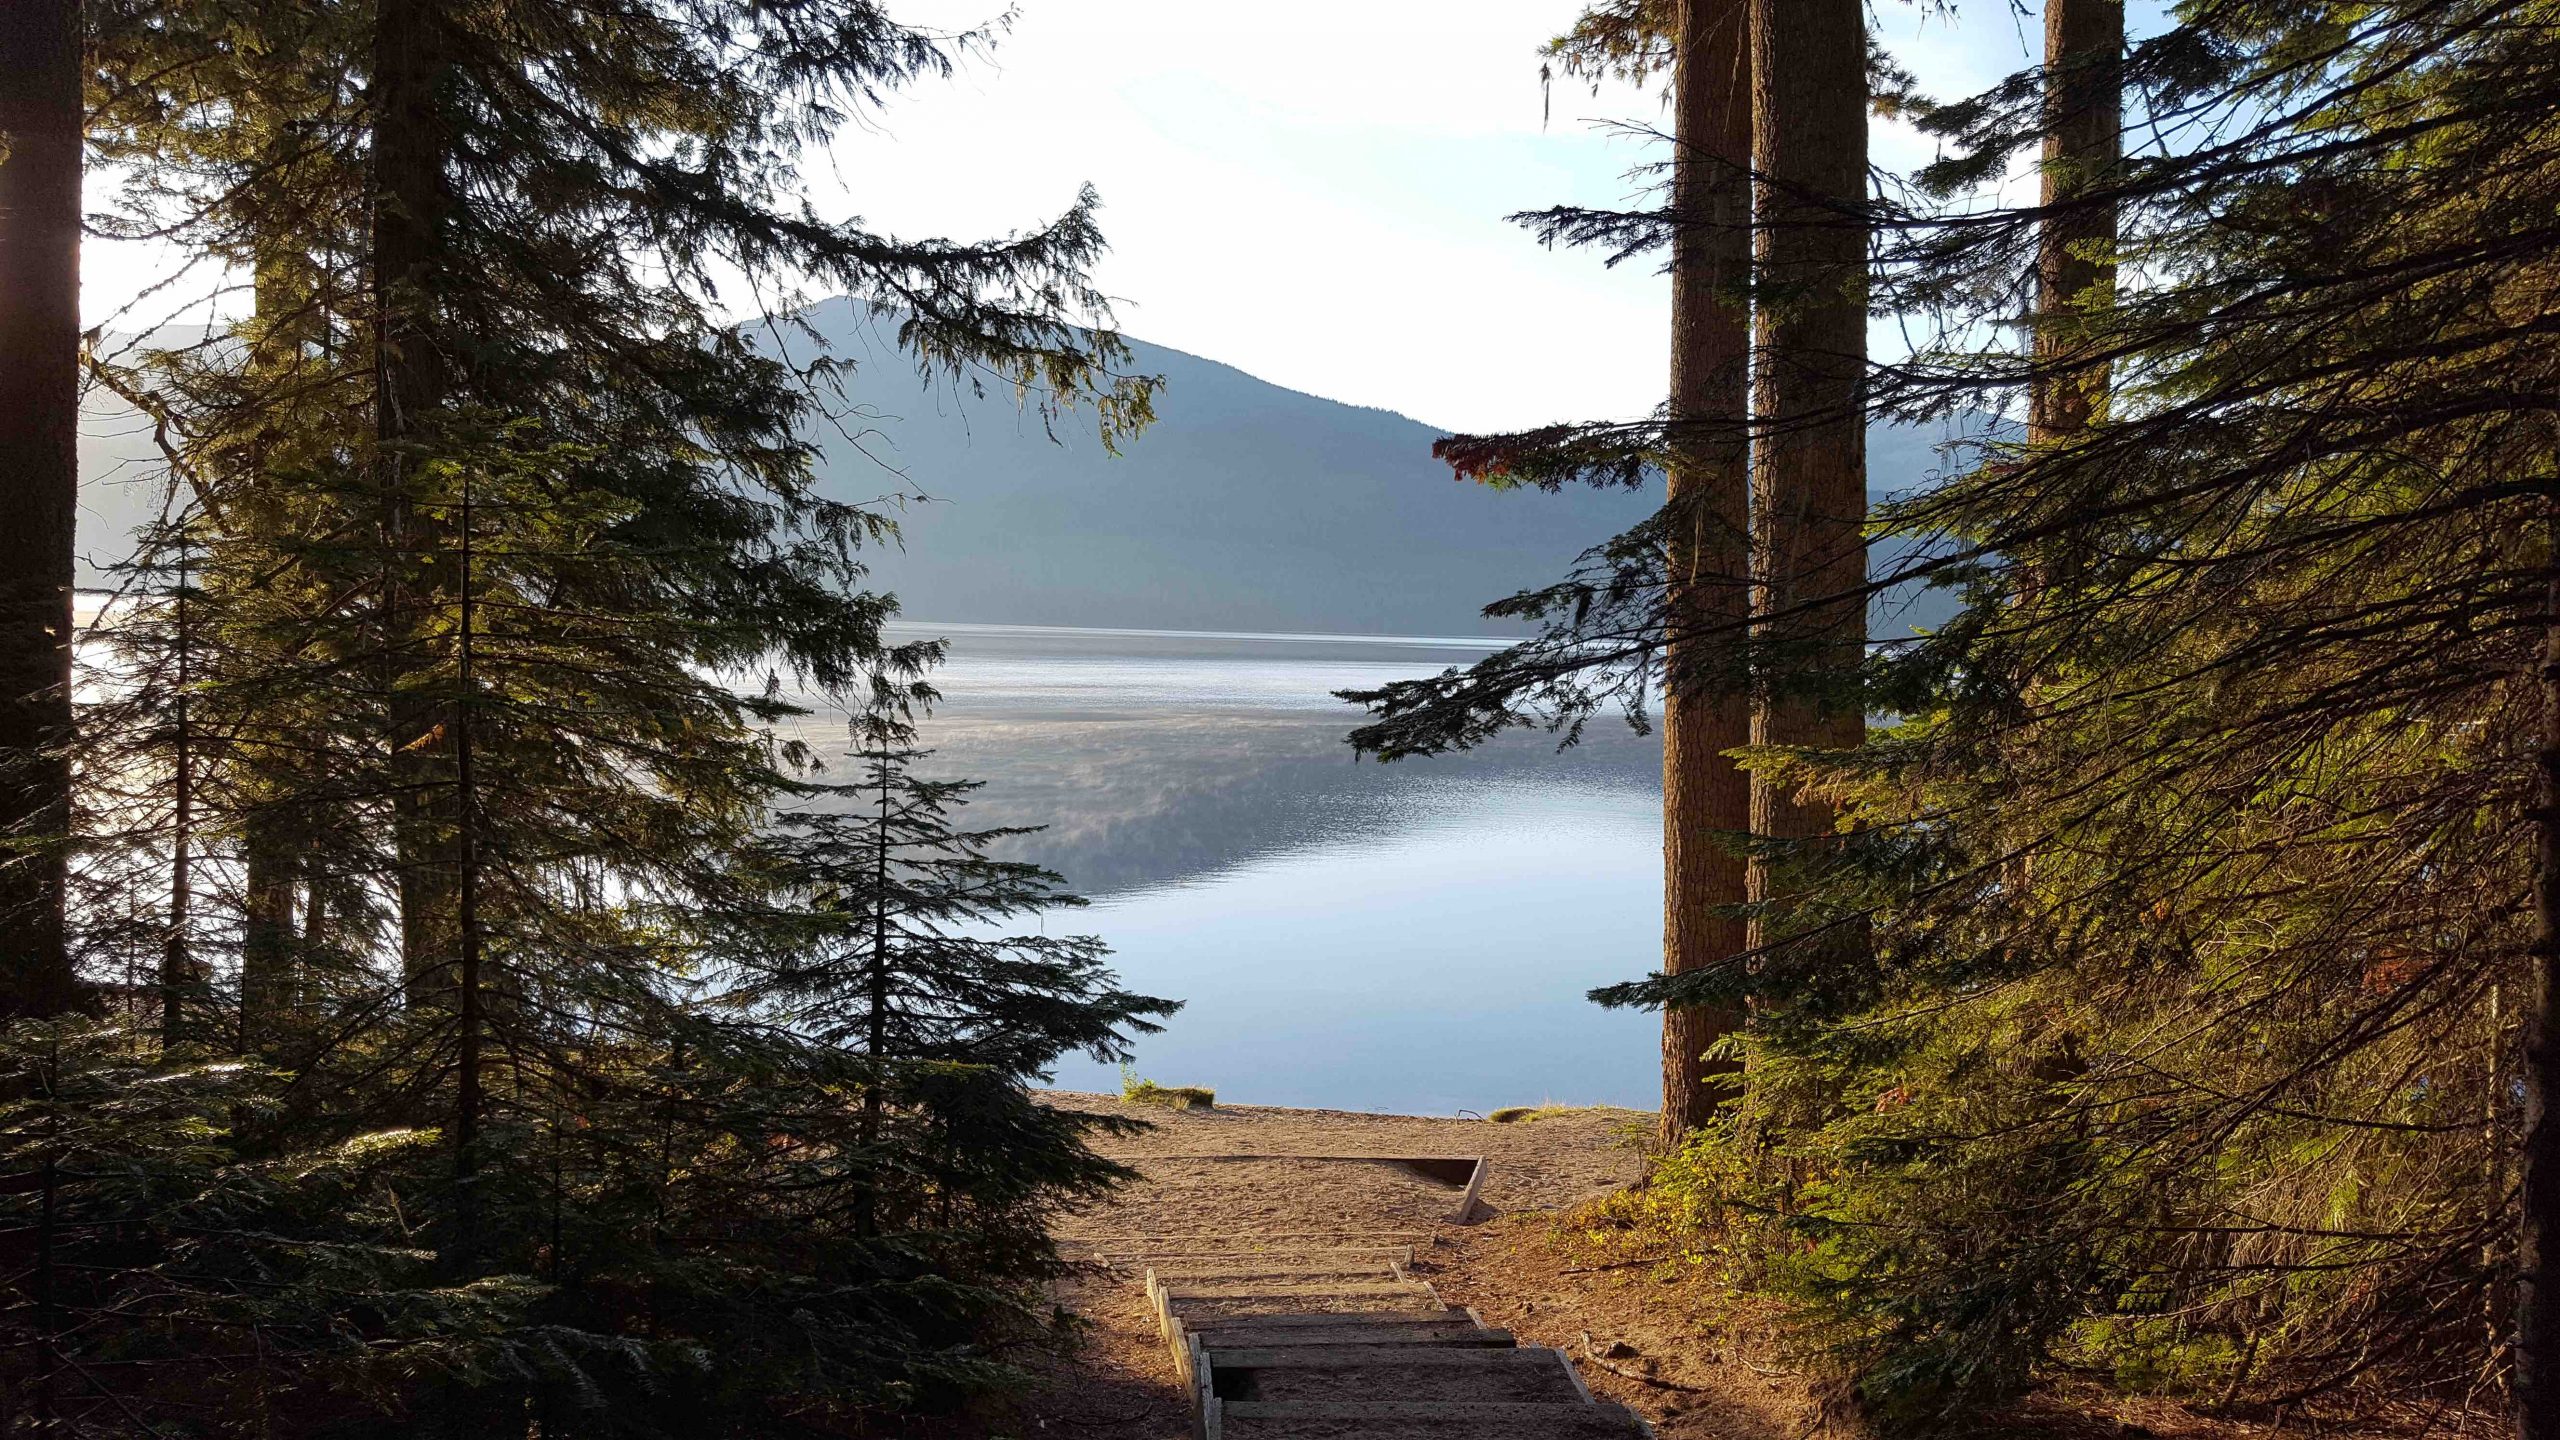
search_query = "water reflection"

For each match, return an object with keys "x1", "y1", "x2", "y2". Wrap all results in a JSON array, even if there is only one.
[{"x1": 780, "y1": 623, "x2": 1669, "y2": 1113}]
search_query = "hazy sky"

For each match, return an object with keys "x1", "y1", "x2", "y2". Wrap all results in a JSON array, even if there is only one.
[
  {"x1": 810, "y1": 1, "x2": 2033, "y2": 433},
  {"x1": 81, "y1": 1, "x2": 2045, "y2": 436}
]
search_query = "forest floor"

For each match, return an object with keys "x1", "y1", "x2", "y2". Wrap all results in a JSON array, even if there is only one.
[{"x1": 955, "y1": 1093, "x2": 2389, "y2": 1440}]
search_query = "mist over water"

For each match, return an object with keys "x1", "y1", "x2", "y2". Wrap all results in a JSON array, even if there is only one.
[{"x1": 779, "y1": 622, "x2": 1668, "y2": 1115}]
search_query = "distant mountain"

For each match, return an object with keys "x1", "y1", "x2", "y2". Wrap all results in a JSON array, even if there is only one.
[{"x1": 76, "y1": 298, "x2": 1965, "y2": 637}]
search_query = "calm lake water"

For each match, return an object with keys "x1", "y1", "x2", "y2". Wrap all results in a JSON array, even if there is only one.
[{"x1": 785, "y1": 622, "x2": 1668, "y2": 1115}]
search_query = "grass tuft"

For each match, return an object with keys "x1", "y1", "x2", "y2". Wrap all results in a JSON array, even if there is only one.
[
  {"x1": 1486, "y1": 1102, "x2": 1609, "y2": 1124},
  {"x1": 1120, "y1": 1066, "x2": 1213, "y2": 1111}
]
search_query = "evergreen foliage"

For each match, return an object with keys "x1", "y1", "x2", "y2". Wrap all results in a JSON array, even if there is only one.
[
  {"x1": 1361, "y1": 0, "x2": 2560, "y2": 1429},
  {"x1": 1, "y1": 0, "x2": 1172, "y2": 1431}
]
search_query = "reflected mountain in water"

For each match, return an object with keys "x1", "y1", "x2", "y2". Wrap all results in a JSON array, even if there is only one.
[
  {"x1": 770, "y1": 622, "x2": 1674, "y2": 1112},
  {"x1": 775, "y1": 622, "x2": 1660, "y2": 898}
]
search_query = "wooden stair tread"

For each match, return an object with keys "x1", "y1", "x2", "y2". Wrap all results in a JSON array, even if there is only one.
[
  {"x1": 1162, "y1": 1280, "x2": 1437, "y2": 1298},
  {"x1": 1180, "y1": 1307, "x2": 1475, "y2": 1329},
  {"x1": 1147, "y1": 1261, "x2": 1407, "y2": 1284},
  {"x1": 1212, "y1": 1399, "x2": 1651, "y2": 1439},
  {"x1": 1212, "y1": 1347, "x2": 1582, "y2": 1405},
  {"x1": 1186, "y1": 1321, "x2": 1513, "y2": 1349},
  {"x1": 1208, "y1": 1345, "x2": 1569, "y2": 1368}
]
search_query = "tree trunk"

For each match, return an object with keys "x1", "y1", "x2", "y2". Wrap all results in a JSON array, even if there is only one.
[
  {"x1": 165, "y1": 556, "x2": 196, "y2": 1048},
  {"x1": 1659, "y1": 0, "x2": 1755, "y2": 1143},
  {"x1": 449, "y1": 455, "x2": 484, "y2": 1266},
  {"x1": 1745, "y1": 0, "x2": 1869, "y2": 962},
  {"x1": 858, "y1": 747, "x2": 892, "y2": 1239},
  {"x1": 2519, "y1": 495, "x2": 2560, "y2": 1440},
  {"x1": 372, "y1": 0, "x2": 457, "y2": 1008},
  {"x1": 0, "y1": 0, "x2": 85, "y2": 1019},
  {"x1": 2028, "y1": 0, "x2": 2123, "y2": 444},
  {"x1": 238, "y1": 250, "x2": 309, "y2": 1051},
  {"x1": 238, "y1": 826, "x2": 297, "y2": 1050}
]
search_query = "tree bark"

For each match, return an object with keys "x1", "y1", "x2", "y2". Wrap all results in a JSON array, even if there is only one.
[
  {"x1": 858, "y1": 744, "x2": 893, "y2": 1239},
  {"x1": 238, "y1": 250, "x2": 310, "y2": 1051},
  {"x1": 165, "y1": 556, "x2": 195, "y2": 1048},
  {"x1": 238, "y1": 826, "x2": 298, "y2": 1050},
  {"x1": 2028, "y1": 0, "x2": 2124, "y2": 444},
  {"x1": 449, "y1": 453, "x2": 484, "y2": 1266},
  {"x1": 372, "y1": 0, "x2": 457, "y2": 1007},
  {"x1": 0, "y1": 0, "x2": 85, "y2": 1019},
  {"x1": 1745, "y1": 0, "x2": 1869, "y2": 959},
  {"x1": 1658, "y1": 0, "x2": 1755, "y2": 1143}
]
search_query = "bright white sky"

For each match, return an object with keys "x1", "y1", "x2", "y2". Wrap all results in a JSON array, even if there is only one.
[{"x1": 82, "y1": 0, "x2": 2044, "y2": 435}]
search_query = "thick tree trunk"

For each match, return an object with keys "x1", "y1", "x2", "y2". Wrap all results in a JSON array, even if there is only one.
[
  {"x1": 2028, "y1": 0, "x2": 2124, "y2": 444},
  {"x1": 238, "y1": 828, "x2": 298, "y2": 1049},
  {"x1": 0, "y1": 0, "x2": 84, "y2": 1019},
  {"x1": 1659, "y1": 0, "x2": 1756, "y2": 1143},
  {"x1": 372, "y1": 0, "x2": 457, "y2": 1007},
  {"x1": 2520, "y1": 499, "x2": 2560, "y2": 1440},
  {"x1": 238, "y1": 253, "x2": 308, "y2": 1051},
  {"x1": 1745, "y1": 0, "x2": 1869, "y2": 959}
]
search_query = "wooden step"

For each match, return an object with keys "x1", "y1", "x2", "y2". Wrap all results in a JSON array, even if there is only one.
[
  {"x1": 1092, "y1": 1245, "x2": 1418, "y2": 1269},
  {"x1": 1207, "y1": 1346, "x2": 1585, "y2": 1405},
  {"x1": 1172, "y1": 1301, "x2": 1474, "y2": 1322},
  {"x1": 1185, "y1": 1319, "x2": 1513, "y2": 1350},
  {"x1": 1209, "y1": 1399, "x2": 1653, "y2": 1439},
  {"x1": 1161, "y1": 1280, "x2": 1439, "y2": 1302},
  {"x1": 1144, "y1": 1258, "x2": 1407, "y2": 1285},
  {"x1": 1167, "y1": 1281, "x2": 1454, "y2": 1322},
  {"x1": 1063, "y1": 1231, "x2": 1434, "y2": 1254},
  {"x1": 1160, "y1": 1281, "x2": 1448, "y2": 1323}
]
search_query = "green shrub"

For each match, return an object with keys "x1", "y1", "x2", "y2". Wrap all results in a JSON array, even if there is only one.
[{"x1": 1119, "y1": 1066, "x2": 1213, "y2": 1110}]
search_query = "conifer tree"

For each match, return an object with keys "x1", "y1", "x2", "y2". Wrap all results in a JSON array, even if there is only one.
[
  {"x1": 58, "y1": 0, "x2": 1168, "y2": 1428},
  {"x1": 1659, "y1": 0, "x2": 1756, "y2": 1140},
  {"x1": 0, "y1": 0, "x2": 86, "y2": 1018},
  {"x1": 2027, "y1": 0, "x2": 2123, "y2": 445},
  {"x1": 1743, "y1": 0, "x2": 1868, "y2": 988},
  {"x1": 1581, "y1": 0, "x2": 2560, "y2": 1423},
  {"x1": 724, "y1": 718, "x2": 1174, "y2": 1236}
]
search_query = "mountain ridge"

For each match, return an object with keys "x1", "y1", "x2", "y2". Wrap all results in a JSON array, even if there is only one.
[{"x1": 78, "y1": 298, "x2": 1951, "y2": 637}]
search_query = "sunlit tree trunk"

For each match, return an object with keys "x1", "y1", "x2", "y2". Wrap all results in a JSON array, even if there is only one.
[
  {"x1": 1659, "y1": 0, "x2": 1755, "y2": 1142},
  {"x1": 373, "y1": 0, "x2": 458, "y2": 1009},
  {"x1": 238, "y1": 824, "x2": 297, "y2": 1049},
  {"x1": 2004, "y1": 0, "x2": 2122, "y2": 1058},
  {"x1": 237, "y1": 252, "x2": 302, "y2": 1046},
  {"x1": 2028, "y1": 0, "x2": 2123, "y2": 445},
  {"x1": 0, "y1": 0, "x2": 84, "y2": 1019},
  {"x1": 1745, "y1": 0, "x2": 1868, "y2": 974}
]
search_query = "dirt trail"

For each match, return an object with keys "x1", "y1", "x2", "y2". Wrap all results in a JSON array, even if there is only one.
[
  {"x1": 963, "y1": 1094, "x2": 2332, "y2": 1440},
  {"x1": 969, "y1": 1093, "x2": 1791, "y2": 1438}
]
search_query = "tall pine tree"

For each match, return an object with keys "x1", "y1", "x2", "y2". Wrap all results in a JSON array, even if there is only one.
[{"x1": 0, "y1": 0, "x2": 85, "y2": 1018}]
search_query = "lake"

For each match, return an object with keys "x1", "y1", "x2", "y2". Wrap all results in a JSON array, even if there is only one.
[{"x1": 781, "y1": 622, "x2": 1668, "y2": 1116}]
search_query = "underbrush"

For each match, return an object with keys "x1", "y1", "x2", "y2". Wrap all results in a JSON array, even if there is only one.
[
  {"x1": 1560, "y1": 1117, "x2": 1782, "y2": 1289},
  {"x1": 1566, "y1": 1113, "x2": 2483, "y2": 1438}
]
